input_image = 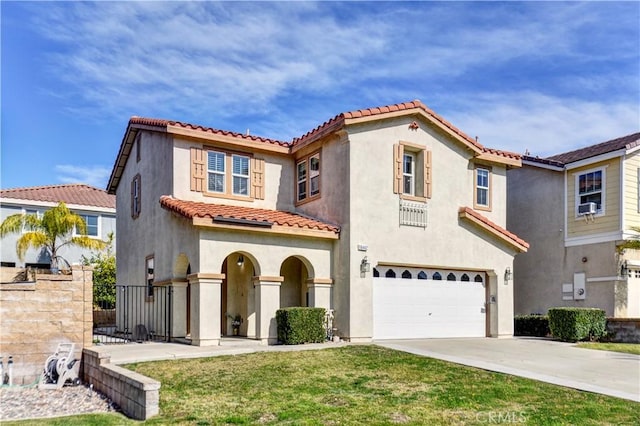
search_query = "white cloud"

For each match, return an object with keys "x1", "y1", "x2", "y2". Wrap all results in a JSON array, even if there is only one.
[
  {"x1": 55, "y1": 165, "x2": 111, "y2": 189},
  {"x1": 443, "y1": 92, "x2": 639, "y2": 156}
]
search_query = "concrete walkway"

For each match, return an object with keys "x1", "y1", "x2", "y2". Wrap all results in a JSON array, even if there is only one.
[
  {"x1": 376, "y1": 337, "x2": 640, "y2": 402},
  {"x1": 91, "y1": 338, "x2": 346, "y2": 365}
]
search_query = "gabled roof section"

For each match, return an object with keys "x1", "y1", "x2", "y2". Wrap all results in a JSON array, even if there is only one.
[
  {"x1": 292, "y1": 100, "x2": 521, "y2": 166},
  {"x1": 546, "y1": 132, "x2": 640, "y2": 165},
  {"x1": 0, "y1": 184, "x2": 115, "y2": 210},
  {"x1": 458, "y1": 207, "x2": 529, "y2": 253},
  {"x1": 160, "y1": 196, "x2": 339, "y2": 239}
]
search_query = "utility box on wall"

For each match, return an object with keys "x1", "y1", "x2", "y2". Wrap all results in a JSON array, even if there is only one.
[{"x1": 573, "y1": 272, "x2": 586, "y2": 300}]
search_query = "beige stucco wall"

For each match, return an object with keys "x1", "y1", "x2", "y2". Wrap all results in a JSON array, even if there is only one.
[
  {"x1": 567, "y1": 158, "x2": 620, "y2": 238},
  {"x1": 298, "y1": 117, "x2": 517, "y2": 340},
  {"x1": 172, "y1": 138, "x2": 295, "y2": 211}
]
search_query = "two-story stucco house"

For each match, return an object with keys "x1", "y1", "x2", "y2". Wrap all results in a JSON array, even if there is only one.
[
  {"x1": 0, "y1": 184, "x2": 116, "y2": 269},
  {"x1": 508, "y1": 132, "x2": 640, "y2": 318},
  {"x1": 107, "y1": 100, "x2": 528, "y2": 346}
]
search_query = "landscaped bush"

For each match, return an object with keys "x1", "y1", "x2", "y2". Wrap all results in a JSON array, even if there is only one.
[
  {"x1": 548, "y1": 308, "x2": 607, "y2": 342},
  {"x1": 514, "y1": 315, "x2": 550, "y2": 337},
  {"x1": 276, "y1": 307, "x2": 326, "y2": 345}
]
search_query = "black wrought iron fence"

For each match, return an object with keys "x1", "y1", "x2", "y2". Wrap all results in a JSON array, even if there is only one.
[{"x1": 93, "y1": 284, "x2": 172, "y2": 344}]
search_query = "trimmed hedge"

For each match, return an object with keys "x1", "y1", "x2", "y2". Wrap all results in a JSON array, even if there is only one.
[
  {"x1": 548, "y1": 308, "x2": 606, "y2": 342},
  {"x1": 514, "y1": 315, "x2": 550, "y2": 337},
  {"x1": 276, "y1": 307, "x2": 326, "y2": 345}
]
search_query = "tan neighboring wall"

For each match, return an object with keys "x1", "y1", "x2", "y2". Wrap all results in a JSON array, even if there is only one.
[
  {"x1": 0, "y1": 266, "x2": 93, "y2": 385},
  {"x1": 623, "y1": 152, "x2": 640, "y2": 230}
]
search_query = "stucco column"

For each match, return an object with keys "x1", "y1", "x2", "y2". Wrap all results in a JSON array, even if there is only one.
[
  {"x1": 188, "y1": 273, "x2": 224, "y2": 346},
  {"x1": 253, "y1": 276, "x2": 283, "y2": 345},
  {"x1": 306, "y1": 278, "x2": 333, "y2": 310},
  {"x1": 170, "y1": 280, "x2": 188, "y2": 338}
]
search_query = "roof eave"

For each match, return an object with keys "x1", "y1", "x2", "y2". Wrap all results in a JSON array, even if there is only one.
[
  {"x1": 192, "y1": 216, "x2": 339, "y2": 240},
  {"x1": 458, "y1": 207, "x2": 529, "y2": 253}
]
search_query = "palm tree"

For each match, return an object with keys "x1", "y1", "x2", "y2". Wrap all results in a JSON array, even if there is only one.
[{"x1": 0, "y1": 202, "x2": 107, "y2": 271}]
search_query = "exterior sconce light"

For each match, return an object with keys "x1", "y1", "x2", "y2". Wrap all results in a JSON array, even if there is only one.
[
  {"x1": 620, "y1": 261, "x2": 628, "y2": 279},
  {"x1": 237, "y1": 255, "x2": 244, "y2": 267},
  {"x1": 504, "y1": 267, "x2": 512, "y2": 284},
  {"x1": 360, "y1": 256, "x2": 371, "y2": 274}
]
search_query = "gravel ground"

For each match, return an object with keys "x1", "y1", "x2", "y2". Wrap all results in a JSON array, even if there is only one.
[{"x1": 0, "y1": 384, "x2": 119, "y2": 421}]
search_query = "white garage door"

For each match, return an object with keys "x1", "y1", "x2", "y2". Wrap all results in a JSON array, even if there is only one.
[{"x1": 373, "y1": 270, "x2": 486, "y2": 339}]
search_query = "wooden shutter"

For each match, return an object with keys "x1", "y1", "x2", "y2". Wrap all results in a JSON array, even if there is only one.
[
  {"x1": 190, "y1": 147, "x2": 206, "y2": 192},
  {"x1": 393, "y1": 144, "x2": 404, "y2": 194},
  {"x1": 251, "y1": 157, "x2": 265, "y2": 200},
  {"x1": 424, "y1": 149, "x2": 432, "y2": 199}
]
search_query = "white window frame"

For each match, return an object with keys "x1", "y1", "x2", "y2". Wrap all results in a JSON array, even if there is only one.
[
  {"x1": 309, "y1": 153, "x2": 320, "y2": 197},
  {"x1": 296, "y1": 151, "x2": 321, "y2": 204},
  {"x1": 231, "y1": 154, "x2": 250, "y2": 196},
  {"x1": 403, "y1": 152, "x2": 416, "y2": 196},
  {"x1": 22, "y1": 209, "x2": 42, "y2": 233},
  {"x1": 575, "y1": 167, "x2": 605, "y2": 217},
  {"x1": 207, "y1": 151, "x2": 226, "y2": 194},
  {"x1": 475, "y1": 167, "x2": 491, "y2": 210},
  {"x1": 73, "y1": 213, "x2": 101, "y2": 238}
]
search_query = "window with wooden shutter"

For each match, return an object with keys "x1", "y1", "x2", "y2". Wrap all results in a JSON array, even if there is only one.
[
  {"x1": 394, "y1": 141, "x2": 431, "y2": 201},
  {"x1": 190, "y1": 147, "x2": 206, "y2": 192}
]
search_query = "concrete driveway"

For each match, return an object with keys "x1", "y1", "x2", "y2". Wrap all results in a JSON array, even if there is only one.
[{"x1": 376, "y1": 337, "x2": 639, "y2": 402}]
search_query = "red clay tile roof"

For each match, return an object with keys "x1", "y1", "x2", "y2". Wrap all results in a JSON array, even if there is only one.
[
  {"x1": 129, "y1": 116, "x2": 290, "y2": 147},
  {"x1": 0, "y1": 184, "x2": 115, "y2": 209},
  {"x1": 546, "y1": 132, "x2": 640, "y2": 165},
  {"x1": 160, "y1": 196, "x2": 340, "y2": 233},
  {"x1": 458, "y1": 207, "x2": 529, "y2": 252}
]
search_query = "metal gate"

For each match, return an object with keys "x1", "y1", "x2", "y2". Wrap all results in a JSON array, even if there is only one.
[{"x1": 93, "y1": 284, "x2": 173, "y2": 344}]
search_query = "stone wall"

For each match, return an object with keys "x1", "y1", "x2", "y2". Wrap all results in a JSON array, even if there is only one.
[
  {"x1": 82, "y1": 348, "x2": 160, "y2": 420},
  {"x1": 606, "y1": 318, "x2": 640, "y2": 343},
  {"x1": 0, "y1": 266, "x2": 93, "y2": 385}
]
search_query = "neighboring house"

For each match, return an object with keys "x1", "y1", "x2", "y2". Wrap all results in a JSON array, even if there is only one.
[
  {"x1": 0, "y1": 184, "x2": 116, "y2": 268},
  {"x1": 107, "y1": 100, "x2": 528, "y2": 346},
  {"x1": 508, "y1": 132, "x2": 640, "y2": 318}
]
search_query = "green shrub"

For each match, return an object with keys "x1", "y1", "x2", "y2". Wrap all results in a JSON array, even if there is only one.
[
  {"x1": 548, "y1": 308, "x2": 607, "y2": 342},
  {"x1": 276, "y1": 307, "x2": 326, "y2": 345},
  {"x1": 514, "y1": 315, "x2": 550, "y2": 337}
]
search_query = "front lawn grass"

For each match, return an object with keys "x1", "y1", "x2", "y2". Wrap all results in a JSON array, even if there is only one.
[
  {"x1": 576, "y1": 342, "x2": 640, "y2": 355},
  {"x1": 6, "y1": 345, "x2": 639, "y2": 425}
]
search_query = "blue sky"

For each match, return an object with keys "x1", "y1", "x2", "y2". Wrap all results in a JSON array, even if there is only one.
[{"x1": 2, "y1": 1, "x2": 639, "y2": 190}]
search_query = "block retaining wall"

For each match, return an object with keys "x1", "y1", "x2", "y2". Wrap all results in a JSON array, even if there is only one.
[
  {"x1": 606, "y1": 318, "x2": 640, "y2": 343},
  {"x1": 0, "y1": 266, "x2": 93, "y2": 385},
  {"x1": 82, "y1": 348, "x2": 160, "y2": 420}
]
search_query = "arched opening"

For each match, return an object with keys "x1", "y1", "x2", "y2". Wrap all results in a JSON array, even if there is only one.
[
  {"x1": 280, "y1": 256, "x2": 310, "y2": 308},
  {"x1": 417, "y1": 271, "x2": 428, "y2": 280},
  {"x1": 447, "y1": 273, "x2": 457, "y2": 281},
  {"x1": 401, "y1": 270, "x2": 412, "y2": 279},
  {"x1": 172, "y1": 254, "x2": 191, "y2": 338},
  {"x1": 221, "y1": 252, "x2": 257, "y2": 338},
  {"x1": 373, "y1": 268, "x2": 380, "y2": 277},
  {"x1": 433, "y1": 272, "x2": 442, "y2": 280},
  {"x1": 385, "y1": 269, "x2": 396, "y2": 278},
  {"x1": 474, "y1": 274, "x2": 484, "y2": 283},
  {"x1": 461, "y1": 273, "x2": 470, "y2": 282}
]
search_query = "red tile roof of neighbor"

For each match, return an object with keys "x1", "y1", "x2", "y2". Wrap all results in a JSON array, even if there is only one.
[
  {"x1": 159, "y1": 196, "x2": 340, "y2": 233},
  {"x1": 545, "y1": 132, "x2": 640, "y2": 165},
  {"x1": 458, "y1": 207, "x2": 529, "y2": 252},
  {"x1": 0, "y1": 184, "x2": 115, "y2": 209}
]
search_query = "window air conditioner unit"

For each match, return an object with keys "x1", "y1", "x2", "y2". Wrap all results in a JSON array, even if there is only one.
[{"x1": 578, "y1": 202, "x2": 597, "y2": 215}]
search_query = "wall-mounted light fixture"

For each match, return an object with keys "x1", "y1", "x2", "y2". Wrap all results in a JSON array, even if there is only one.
[
  {"x1": 504, "y1": 267, "x2": 512, "y2": 285},
  {"x1": 237, "y1": 255, "x2": 244, "y2": 267},
  {"x1": 360, "y1": 256, "x2": 371, "y2": 274},
  {"x1": 620, "y1": 261, "x2": 628, "y2": 279}
]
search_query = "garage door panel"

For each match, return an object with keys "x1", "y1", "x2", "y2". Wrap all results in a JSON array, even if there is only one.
[{"x1": 373, "y1": 276, "x2": 486, "y2": 339}]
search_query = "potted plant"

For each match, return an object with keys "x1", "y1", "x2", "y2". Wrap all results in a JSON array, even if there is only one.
[{"x1": 227, "y1": 314, "x2": 243, "y2": 336}]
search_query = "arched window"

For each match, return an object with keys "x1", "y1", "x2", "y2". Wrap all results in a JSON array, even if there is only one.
[
  {"x1": 433, "y1": 272, "x2": 442, "y2": 280},
  {"x1": 402, "y1": 270, "x2": 412, "y2": 279},
  {"x1": 447, "y1": 273, "x2": 456, "y2": 281},
  {"x1": 385, "y1": 269, "x2": 396, "y2": 278},
  {"x1": 373, "y1": 268, "x2": 379, "y2": 278},
  {"x1": 474, "y1": 274, "x2": 484, "y2": 283},
  {"x1": 461, "y1": 274, "x2": 470, "y2": 282},
  {"x1": 417, "y1": 271, "x2": 428, "y2": 280}
]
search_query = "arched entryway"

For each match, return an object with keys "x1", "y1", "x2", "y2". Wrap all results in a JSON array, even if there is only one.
[
  {"x1": 221, "y1": 252, "x2": 257, "y2": 337},
  {"x1": 280, "y1": 256, "x2": 311, "y2": 308}
]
